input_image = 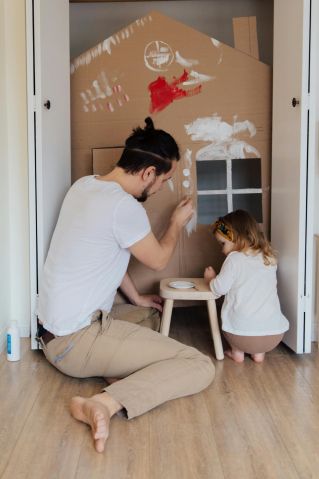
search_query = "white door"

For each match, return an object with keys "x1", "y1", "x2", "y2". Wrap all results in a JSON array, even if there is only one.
[
  {"x1": 272, "y1": 0, "x2": 314, "y2": 353},
  {"x1": 27, "y1": 0, "x2": 71, "y2": 348}
]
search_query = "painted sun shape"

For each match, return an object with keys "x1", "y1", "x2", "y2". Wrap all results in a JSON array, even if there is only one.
[{"x1": 144, "y1": 41, "x2": 174, "y2": 72}]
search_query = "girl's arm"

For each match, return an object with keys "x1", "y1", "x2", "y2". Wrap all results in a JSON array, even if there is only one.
[
  {"x1": 207, "y1": 255, "x2": 236, "y2": 299},
  {"x1": 204, "y1": 266, "x2": 217, "y2": 283}
]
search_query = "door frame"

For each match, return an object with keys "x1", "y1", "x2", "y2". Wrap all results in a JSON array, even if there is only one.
[
  {"x1": 26, "y1": 0, "x2": 319, "y2": 351},
  {"x1": 26, "y1": 0, "x2": 71, "y2": 349},
  {"x1": 26, "y1": 0, "x2": 38, "y2": 349}
]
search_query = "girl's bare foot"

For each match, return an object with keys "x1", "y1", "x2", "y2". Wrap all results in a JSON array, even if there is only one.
[
  {"x1": 251, "y1": 352, "x2": 265, "y2": 363},
  {"x1": 70, "y1": 392, "x2": 122, "y2": 453},
  {"x1": 224, "y1": 349, "x2": 244, "y2": 363}
]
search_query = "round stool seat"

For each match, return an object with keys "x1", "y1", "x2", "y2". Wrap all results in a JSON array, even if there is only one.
[{"x1": 159, "y1": 278, "x2": 224, "y2": 360}]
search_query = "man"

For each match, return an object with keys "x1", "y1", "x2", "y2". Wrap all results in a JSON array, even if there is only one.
[{"x1": 37, "y1": 117, "x2": 215, "y2": 453}]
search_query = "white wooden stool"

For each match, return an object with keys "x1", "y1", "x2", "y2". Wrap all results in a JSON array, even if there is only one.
[{"x1": 159, "y1": 278, "x2": 224, "y2": 360}]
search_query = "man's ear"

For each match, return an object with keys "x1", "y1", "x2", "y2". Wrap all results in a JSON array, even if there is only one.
[{"x1": 141, "y1": 166, "x2": 156, "y2": 182}]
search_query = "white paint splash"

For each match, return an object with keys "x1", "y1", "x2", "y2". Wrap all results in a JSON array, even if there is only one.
[
  {"x1": 183, "y1": 180, "x2": 190, "y2": 188},
  {"x1": 80, "y1": 92, "x2": 89, "y2": 105},
  {"x1": 80, "y1": 71, "x2": 130, "y2": 113},
  {"x1": 184, "y1": 115, "x2": 260, "y2": 161},
  {"x1": 167, "y1": 179, "x2": 174, "y2": 192},
  {"x1": 182, "y1": 70, "x2": 214, "y2": 86},
  {"x1": 186, "y1": 210, "x2": 197, "y2": 236},
  {"x1": 71, "y1": 15, "x2": 152, "y2": 74},
  {"x1": 92, "y1": 80, "x2": 106, "y2": 99},
  {"x1": 183, "y1": 168, "x2": 190, "y2": 177},
  {"x1": 211, "y1": 38, "x2": 223, "y2": 64},
  {"x1": 211, "y1": 38, "x2": 221, "y2": 48},
  {"x1": 175, "y1": 51, "x2": 199, "y2": 68},
  {"x1": 183, "y1": 148, "x2": 192, "y2": 169}
]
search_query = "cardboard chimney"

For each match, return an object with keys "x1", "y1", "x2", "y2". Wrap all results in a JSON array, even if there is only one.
[{"x1": 71, "y1": 11, "x2": 272, "y2": 294}]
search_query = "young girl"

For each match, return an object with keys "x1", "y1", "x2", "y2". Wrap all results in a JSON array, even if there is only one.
[{"x1": 204, "y1": 209, "x2": 289, "y2": 363}]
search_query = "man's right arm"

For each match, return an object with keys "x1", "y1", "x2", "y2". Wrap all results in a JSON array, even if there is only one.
[{"x1": 129, "y1": 198, "x2": 194, "y2": 271}]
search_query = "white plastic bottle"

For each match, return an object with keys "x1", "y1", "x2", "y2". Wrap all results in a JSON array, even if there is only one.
[{"x1": 7, "y1": 321, "x2": 21, "y2": 361}]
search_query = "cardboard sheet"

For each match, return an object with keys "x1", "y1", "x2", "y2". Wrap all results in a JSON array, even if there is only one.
[
  {"x1": 233, "y1": 16, "x2": 259, "y2": 60},
  {"x1": 71, "y1": 11, "x2": 272, "y2": 293}
]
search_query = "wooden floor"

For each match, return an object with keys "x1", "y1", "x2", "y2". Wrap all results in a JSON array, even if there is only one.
[{"x1": 1, "y1": 307, "x2": 319, "y2": 479}]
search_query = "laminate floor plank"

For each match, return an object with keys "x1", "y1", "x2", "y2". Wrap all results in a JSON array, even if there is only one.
[{"x1": 1, "y1": 307, "x2": 319, "y2": 479}]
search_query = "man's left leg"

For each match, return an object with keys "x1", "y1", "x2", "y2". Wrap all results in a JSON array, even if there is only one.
[
  {"x1": 70, "y1": 317, "x2": 215, "y2": 452},
  {"x1": 110, "y1": 303, "x2": 160, "y2": 331}
]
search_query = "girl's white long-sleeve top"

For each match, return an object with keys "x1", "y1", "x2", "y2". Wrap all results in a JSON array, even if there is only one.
[{"x1": 209, "y1": 251, "x2": 289, "y2": 336}]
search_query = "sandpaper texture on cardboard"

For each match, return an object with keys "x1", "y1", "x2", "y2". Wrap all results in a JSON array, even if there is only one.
[{"x1": 72, "y1": 11, "x2": 272, "y2": 292}]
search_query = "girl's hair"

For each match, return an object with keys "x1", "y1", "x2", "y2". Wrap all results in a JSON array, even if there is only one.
[
  {"x1": 212, "y1": 210, "x2": 277, "y2": 265},
  {"x1": 117, "y1": 117, "x2": 180, "y2": 175}
]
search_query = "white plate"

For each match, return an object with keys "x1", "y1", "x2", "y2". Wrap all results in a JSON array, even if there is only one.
[{"x1": 168, "y1": 281, "x2": 195, "y2": 289}]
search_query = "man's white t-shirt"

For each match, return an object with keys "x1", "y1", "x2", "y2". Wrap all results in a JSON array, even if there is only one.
[
  {"x1": 209, "y1": 251, "x2": 289, "y2": 336},
  {"x1": 38, "y1": 176, "x2": 151, "y2": 336}
]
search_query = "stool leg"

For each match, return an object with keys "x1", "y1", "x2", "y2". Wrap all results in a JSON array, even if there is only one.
[
  {"x1": 206, "y1": 299, "x2": 224, "y2": 360},
  {"x1": 160, "y1": 299, "x2": 174, "y2": 336}
]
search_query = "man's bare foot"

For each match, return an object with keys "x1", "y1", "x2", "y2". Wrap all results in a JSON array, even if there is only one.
[
  {"x1": 70, "y1": 392, "x2": 122, "y2": 453},
  {"x1": 225, "y1": 349, "x2": 245, "y2": 363},
  {"x1": 251, "y1": 352, "x2": 265, "y2": 363}
]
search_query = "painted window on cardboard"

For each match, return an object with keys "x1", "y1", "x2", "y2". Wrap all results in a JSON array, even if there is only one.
[{"x1": 197, "y1": 157, "x2": 262, "y2": 224}]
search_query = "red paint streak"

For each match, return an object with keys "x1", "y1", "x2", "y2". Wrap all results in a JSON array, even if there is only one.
[{"x1": 148, "y1": 70, "x2": 202, "y2": 113}]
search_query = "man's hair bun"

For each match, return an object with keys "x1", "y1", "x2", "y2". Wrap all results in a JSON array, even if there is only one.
[{"x1": 144, "y1": 117, "x2": 155, "y2": 130}]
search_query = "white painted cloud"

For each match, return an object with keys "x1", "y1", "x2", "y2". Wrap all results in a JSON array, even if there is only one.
[{"x1": 185, "y1": 114, "x2": 260, "y2": 161}]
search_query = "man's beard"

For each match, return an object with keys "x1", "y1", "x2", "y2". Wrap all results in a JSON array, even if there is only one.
[
  {"x1": 136, "y1": 188, "x2": 149, "y2": 202},
  {"x1": 135, "y1": 179, "x2": 156, "y2": 202}
]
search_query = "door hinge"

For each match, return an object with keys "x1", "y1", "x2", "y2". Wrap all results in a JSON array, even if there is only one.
[
  {"x1": 301, "y1": 295, "x2": 310, "y2": 313},
  {"x1": 35, "y1": 293, "x2": 39, "y2": 313},
  {"x1": 305, "y1": 93, "x2": 310, "y2": 110}
]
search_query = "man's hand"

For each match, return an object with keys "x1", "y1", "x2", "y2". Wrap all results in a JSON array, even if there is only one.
[
  {"x1": 130, "y1": 197, "x2": 194, "y2": 271},
  {"x1": 135, "y1": 294, "x2": 163, "y2": 312},
  {"x1": 170, "y1": 197, "x2": 194, "y2": 229},
  {"x1": 204, "y1": 266, "x2": 216, "y2": 284}
]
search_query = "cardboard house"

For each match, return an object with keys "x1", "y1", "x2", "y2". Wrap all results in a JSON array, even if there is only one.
[{"x1": 70, "y1": 11, "x2": 272, "y2": 294}]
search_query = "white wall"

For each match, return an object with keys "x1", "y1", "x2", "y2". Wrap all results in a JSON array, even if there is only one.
[
  {"x1": 0, "y1": 0, "x2": 30, "y2": 352},
  {"x1": 0, "y1": 0, "x2": 11, "y2": 352},
  {"x1": 70, "y1": 0, "x2": 274, "y2": 65}
]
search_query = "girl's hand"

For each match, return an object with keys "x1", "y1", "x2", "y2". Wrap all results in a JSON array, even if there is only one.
[
  {"x1": 204, "y1": 266, "x2": 216, "y2": 284},
  {"x1": 135, "y1": 294, "x2": 163, "y2": 312}
]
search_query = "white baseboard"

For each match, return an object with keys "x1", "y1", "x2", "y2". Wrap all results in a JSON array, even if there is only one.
[
  {"x1": 0, "y1": 327, "x2": 6, "y2": 355},
  {"x1": 19, "y1": 324, "x2": 31, "y2": 338},
  {"x1": 312, "y1": 316, "x2": 318, "y2": 343}
]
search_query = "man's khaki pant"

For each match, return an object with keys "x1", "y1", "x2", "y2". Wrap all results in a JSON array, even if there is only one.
[{"x1": 41, "y1": 306, "x2": 215, "y2": 419}]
